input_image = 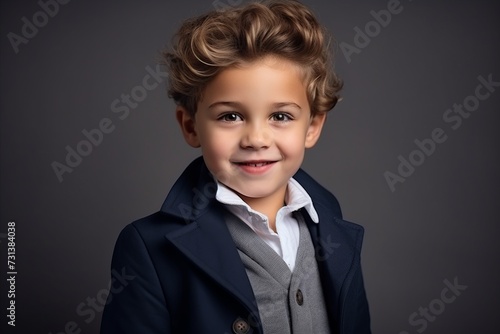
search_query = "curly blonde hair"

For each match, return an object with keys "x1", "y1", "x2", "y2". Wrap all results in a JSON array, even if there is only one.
[{"x1": 163, "y1": 0, "x2": 342, "y2": 116}]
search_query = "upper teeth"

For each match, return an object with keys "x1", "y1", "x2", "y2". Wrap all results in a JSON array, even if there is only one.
[{"x1": 247, "y1": 162, "x2": 268, "y2": 167}]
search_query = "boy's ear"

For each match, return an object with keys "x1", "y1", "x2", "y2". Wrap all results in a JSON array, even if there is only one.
[
  {"x1": 305, "y1": 112, "x2": 327, "y2": 148},
  {"x1": 176, "y1": 106, "x2": 201, "y2": 148}
]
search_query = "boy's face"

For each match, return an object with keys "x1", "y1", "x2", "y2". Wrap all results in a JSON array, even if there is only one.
[{"x1": 177, "y1": 57, "x2": 326, "y2": 204}]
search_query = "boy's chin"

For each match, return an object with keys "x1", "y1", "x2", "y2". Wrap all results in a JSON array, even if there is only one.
[{"x1": 228, "y1": 184, "x2": 286, "y2": 202}]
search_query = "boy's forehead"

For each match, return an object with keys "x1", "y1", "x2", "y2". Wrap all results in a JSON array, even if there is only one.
[
  {"x1": 238, "y1": 56, "x2": 302, "y2": 69},
  {"x1": 199, "y1": 57, "x2": 309, "y2": 106},
  {"x1": 207, "y1": 100, "x2": 303, "y2": 111}
]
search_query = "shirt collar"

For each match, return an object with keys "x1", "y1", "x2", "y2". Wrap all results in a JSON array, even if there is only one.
[{"x1": 214, "y1": 177, "x2": 319, "y2": 223}]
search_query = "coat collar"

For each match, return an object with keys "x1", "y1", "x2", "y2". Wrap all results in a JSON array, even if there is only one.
[{"x1": 160, "y1": 156, "x2": 215, "y2": 222}]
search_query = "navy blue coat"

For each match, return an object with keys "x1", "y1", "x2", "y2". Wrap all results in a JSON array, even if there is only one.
[{"x1": 100, "y1": 157, "x2": 371, "y2": 334}]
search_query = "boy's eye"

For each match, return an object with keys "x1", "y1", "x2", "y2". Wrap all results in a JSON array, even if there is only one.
[
  {"x1": 218, "y1": 113, "x2": 242, "y2": 122},
  {"x1": 271, "y1": 112, "x2": 292, "y2": 122}
]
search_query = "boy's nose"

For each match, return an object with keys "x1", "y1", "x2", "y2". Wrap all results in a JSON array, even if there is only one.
[{"x1": 240, "y1": 123, "x2": 272, "y2": 149}]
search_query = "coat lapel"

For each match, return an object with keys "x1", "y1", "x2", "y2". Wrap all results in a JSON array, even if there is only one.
[
  {"x1": 164, "y1": 206, "x2": 258, "y2": 313},
  {"x1": 161, "y1": 157, "x2": 259, "y2": 317}
]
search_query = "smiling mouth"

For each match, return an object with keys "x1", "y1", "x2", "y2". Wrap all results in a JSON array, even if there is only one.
[{"x1": 233, "y1": 161, "x2": 276, "y2": 167}]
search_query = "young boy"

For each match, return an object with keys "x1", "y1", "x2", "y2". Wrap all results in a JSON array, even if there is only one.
[{"x1": 101, "y1": 1, "x2": 370, "y2": 333}]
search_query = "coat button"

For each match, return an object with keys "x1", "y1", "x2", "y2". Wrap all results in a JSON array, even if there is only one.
[
  {"x1": 296, "y1": 289, "x2": 304, "y2": 305},
  {"x1": 232, "y1": 317, "x2": 250, "y2": 334}
]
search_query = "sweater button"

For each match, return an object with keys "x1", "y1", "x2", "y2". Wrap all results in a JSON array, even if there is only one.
[
  {"x1": 296, "y1": 289, "x2": 304, "y2": 305},
  {"x1": 232, "y1": 317, "x2": 250, "y2": 333}
]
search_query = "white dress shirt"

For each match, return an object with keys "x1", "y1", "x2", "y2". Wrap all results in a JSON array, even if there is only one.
[{"x1": 215, "y1": 177, "x2": 319, "y2": 271}]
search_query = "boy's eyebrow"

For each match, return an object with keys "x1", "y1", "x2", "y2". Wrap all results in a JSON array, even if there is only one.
[
  {"x1": 208, "y1": 101, "x2": 302, "y2": 110},
  {"x1": 208, "y1": 101, "x2": 242, "y2": 109},
  {"x1": 273, "y1": 102, "x2": 302, "y2": 110}
]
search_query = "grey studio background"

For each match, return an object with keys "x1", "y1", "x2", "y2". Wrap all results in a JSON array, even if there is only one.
[{"x1": 1, "y1": 0, "x2": 499, "y2": 333}]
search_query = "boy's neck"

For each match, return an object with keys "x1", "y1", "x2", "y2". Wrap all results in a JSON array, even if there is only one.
[{"x1": 238, "y1": 185, "x2": 288, "y2": 233}]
